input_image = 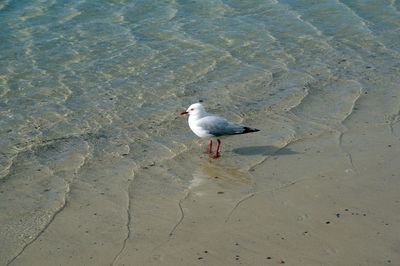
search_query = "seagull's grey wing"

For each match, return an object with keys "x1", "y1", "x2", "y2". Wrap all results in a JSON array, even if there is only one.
[{"x1": 196, "y1": 115, "x2": 245, "y2": 137}]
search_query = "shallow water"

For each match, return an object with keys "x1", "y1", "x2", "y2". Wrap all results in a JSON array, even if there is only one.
[{"x1": 1, "y1": 0, "x2": 400, "y2": 264}]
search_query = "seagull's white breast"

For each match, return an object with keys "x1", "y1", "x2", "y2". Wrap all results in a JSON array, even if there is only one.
[{"x1": 188, "y1": 117, "x2": 213, "y2": 138}]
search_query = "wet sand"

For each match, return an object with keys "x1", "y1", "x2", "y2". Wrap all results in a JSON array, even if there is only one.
[
  {"x1": 2, "y1": 1, "x2": 400, "y2": 265},
  {"x1": 6, "y1": 85, "x2": 400, "y2": 266},
  {"x1": 114, "y1": 93, "x2": 400, "y2": 266}
]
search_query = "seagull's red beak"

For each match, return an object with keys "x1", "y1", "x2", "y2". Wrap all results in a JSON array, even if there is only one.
[{"x1": 180, "y1": 111, "x2": 188, "y2": 115}]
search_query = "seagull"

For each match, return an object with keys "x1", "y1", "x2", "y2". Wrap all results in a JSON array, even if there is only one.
[{"x1": 181, "y1": 103, "x2": 260, "y2": 158}]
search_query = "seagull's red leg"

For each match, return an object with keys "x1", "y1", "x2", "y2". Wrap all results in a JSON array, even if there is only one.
[
  {"x1": 214, "y1": 139, "x2": 221, "y2": 159},
  {"x1": 208, "y1": 140, "x2": 213, "y2": 154}
]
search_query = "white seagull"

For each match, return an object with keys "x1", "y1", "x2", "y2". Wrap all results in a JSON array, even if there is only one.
[{"x1": 181, "y1": 103, "x2": 260, "y2": 158}]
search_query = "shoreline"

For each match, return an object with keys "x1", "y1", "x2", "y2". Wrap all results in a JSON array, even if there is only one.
[
  {"x1": 1, "y1": 1, "x2": 400, "y2": 265},
  {"x1": 6, "y1": 86, "x2": 400, "y2": 266}
]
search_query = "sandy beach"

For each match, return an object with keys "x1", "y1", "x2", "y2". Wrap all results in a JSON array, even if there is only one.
[
  {"x1": 5, "y1": 83, "x2": 400, "y2": 266},
  {"x1": 1, "y1": 1, "x2": 400, "y2": 265}
]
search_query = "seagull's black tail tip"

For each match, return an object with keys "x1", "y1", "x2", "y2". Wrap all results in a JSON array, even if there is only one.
[{"x1": 243, "y1": 127, "x2": 260, "y2": 134}]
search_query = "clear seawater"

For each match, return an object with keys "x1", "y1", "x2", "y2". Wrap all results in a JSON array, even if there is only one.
[{"x1": 1, "y1": 0, "x2": 400, "y2": 263}]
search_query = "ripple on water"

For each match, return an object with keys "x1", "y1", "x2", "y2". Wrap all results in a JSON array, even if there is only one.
[{"x1": 1, "y1": 0, "x2": 400, "y2": 263}]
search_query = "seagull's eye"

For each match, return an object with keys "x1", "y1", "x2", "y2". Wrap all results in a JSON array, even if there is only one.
[{"x1": 190, "y1": 108, "x2": 194, "y2": 111}]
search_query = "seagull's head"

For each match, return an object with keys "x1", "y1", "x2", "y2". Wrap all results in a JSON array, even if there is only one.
[{"x1": 180, "y1": 103, "x2": 206, "y2": 117}]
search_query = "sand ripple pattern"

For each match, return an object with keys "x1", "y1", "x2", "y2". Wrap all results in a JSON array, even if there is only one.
[{"x1": 1, "y1": 0, "x2": 400, "y2": 264}]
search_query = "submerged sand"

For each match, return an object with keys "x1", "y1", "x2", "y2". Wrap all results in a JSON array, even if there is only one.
[
  {"x1": 2, "y1": 1, "x2": 400, "y2": 265},
  {"x1": 4, "y1": 84, "x2": 400, "y2": 266}
]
